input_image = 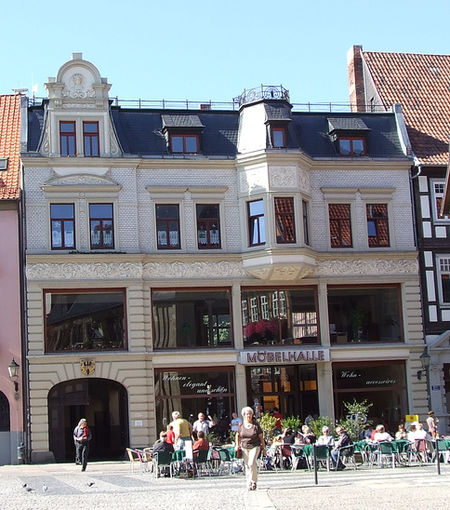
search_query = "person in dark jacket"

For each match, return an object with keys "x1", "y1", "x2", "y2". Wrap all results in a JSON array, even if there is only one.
[
  {"x1": 73, "y1": 418, "x2": 92, "y2": 471},
  {"x1": 331, "y1": 426, "x2": 352, "y2": 470}
]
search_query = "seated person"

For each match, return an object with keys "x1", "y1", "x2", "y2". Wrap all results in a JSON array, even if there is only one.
[
  {"x1": 410, "y1": 422, "x2": 429, "y2": 441},
  {"x1": 281, "y1": 427, "x2": 296, "y2": 445},
  {"x1": 317, "y1": 426, "x2": 334, "y2": 447},
  {"x1": 407, "y1": 423, "x2": 417, "y2": 442},
  {"x1": 294, "y1": 431, "x2": 306, "y2": 446},
  {"x1": 301, "y1": 425, "x2": 316, "y2": 444},
  {"x1": 373, "y1": 424, "x2": 393, "y2": 442},
  {"x1": 192, "y1": 430, "x2": 210, "y2": 452},
  {"x1": 331, "y1": 426, "x2": 352, "y2": 470},
  {"x1": 151, "y1": 432, "x2": 175, "y2": 456},
  {"x1": 395, "y1": 423, "x2": 407, "y2": 440}
]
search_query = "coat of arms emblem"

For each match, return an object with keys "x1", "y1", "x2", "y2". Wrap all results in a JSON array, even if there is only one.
[{"x1": 80, "y1": 359, "x2": 95, "y2": 376}]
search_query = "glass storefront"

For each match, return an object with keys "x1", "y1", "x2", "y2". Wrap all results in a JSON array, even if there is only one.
[
  {"x1": 333, "y1": 361, "x2": 407, "y2": 432},
  {"x1": 246, "y1": 364, "x2": 319, "y2": 420},
  {"x1": 155, "y1": 367, "x2": 236, "y2": 433}
]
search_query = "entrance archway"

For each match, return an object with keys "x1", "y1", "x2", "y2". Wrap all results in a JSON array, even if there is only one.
[
  {"x1": 0, "y1": 391, "x2": 11, "y2": 464},
  {"x1": 48, "y1": 378, "x2": 128, "y2": 462}
]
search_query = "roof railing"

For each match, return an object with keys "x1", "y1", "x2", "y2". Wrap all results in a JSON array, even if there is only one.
[{"x1": 27, "y1": 96, "x2": 387, "y2": 113}]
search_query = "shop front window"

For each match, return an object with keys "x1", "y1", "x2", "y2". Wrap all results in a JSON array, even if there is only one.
[
  {"x1": 155, "y1": 368, "x2": 236, "y2": 436},
  {"x1": 247, "y1": 364, "x2": 318, "y2": 419},
  {"x1": 333, "y1": 361, "x2": 407, "y2": 433},
  {"x1": 328, "y1": 285, "x2": 402, "y2": 344},
  {"x1": 242, "y1": 288, "x2": 318, "y2": 346},
  {"x1": 45, "y1": 290, "x2": 126, "y2": 352},
  {"x1": 152, "y1": 289, "x2": 232, "y2": 349}
]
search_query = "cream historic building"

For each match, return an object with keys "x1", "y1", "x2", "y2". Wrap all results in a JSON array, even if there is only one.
[{"x1": 23, "y1": 54, "x2": 426, "y2": 462}]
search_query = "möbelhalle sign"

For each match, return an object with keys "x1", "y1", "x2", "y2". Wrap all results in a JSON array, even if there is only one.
[{"x1": 240, "y1": 348, "x2": 330, "y2": 365}]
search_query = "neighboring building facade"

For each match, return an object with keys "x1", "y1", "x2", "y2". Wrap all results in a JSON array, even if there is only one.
[
  {"x1": 348, "y1": 46, "x2": 450, "y2": 434},
  {"x1": 0, "y1": 94, "x2": 25, "y2": 464},
  {"x1": 23, "y1": 54, "x2": 426, "y2": 462}
]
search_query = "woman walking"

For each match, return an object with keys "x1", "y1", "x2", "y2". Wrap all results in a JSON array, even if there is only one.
[
  {"x1": 73, "y1": 418, "x2": 92, "y2": 471},
  {"x1": 235, "y1": 406, "x2": 266, "y2": 491}
]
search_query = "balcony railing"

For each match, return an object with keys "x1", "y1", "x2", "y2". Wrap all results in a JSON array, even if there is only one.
[{"x1": 233, "y1": 84, "x2": 290, "y2": 106}]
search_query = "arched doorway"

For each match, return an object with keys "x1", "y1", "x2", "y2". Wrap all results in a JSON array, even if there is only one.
[
  {"x1": 48, "y1": 378, "x2": 128, "y2": 462},
  {"x1": 0, "y1": 391, "x2": 11, "y2": 464}
]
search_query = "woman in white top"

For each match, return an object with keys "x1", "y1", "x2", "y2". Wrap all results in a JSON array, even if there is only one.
[
  {"x1": 373, "y1": 424, "x2": 393, "y2": 442},
  {"x1": 316, "y1": 426, "x2": 335, "y2": 447}
]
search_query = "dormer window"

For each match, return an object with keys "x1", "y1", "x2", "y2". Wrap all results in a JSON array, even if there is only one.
[
  {"x1": 339, "y1": 136, "x2": 366, "y2": 156},
  {"x1": 60, "y1": 121, "x2": 76, "y2": 156},
  {"x1": 328, "y1": 117, "x2": 369, "y2": 157},
  {"x1": 271, "y1": 127, "x2": 286, "y2": 148},
  {"x1": 162, "y1": 114, "x2": 204, "y2": 155},
  {"x1": 170, "y1": 133, "x2": 199, "y2": 154},
  {"x1": 264, "y1": 102, "x2": 291, "y2": 149}
]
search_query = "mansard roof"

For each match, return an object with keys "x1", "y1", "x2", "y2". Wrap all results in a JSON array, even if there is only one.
[
  {"x1": 25, "y1": 102, "x2": 406, "y2": 160},
  {"x1": 0, "y1": 94, "x2": 22, "y2": 200}
]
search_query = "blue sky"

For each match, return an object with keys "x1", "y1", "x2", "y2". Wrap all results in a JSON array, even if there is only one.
[{"x1": 1, "y1": 0, "x2": 449, "y2": 105}]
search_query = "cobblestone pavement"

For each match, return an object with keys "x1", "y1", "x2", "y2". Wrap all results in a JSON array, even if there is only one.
[{"x1": 0, "y1": 461, "x2": 448, "y2": 510}]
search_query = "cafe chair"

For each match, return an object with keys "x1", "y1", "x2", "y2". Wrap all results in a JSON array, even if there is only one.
[
  {"x1": 290, "y1": 446, "x2": 305, "y2": 470},
  {"x1": 306, "y1": 445, "x2": 331, "y2": 472},
  {"x1": 408, "y1": 439, "x2": 428, "y2": 465},
  {"x1": 152, "y1": 451, "x2": 173, "y2": 479},
  {"x1": 126, "y1": 448, "x2": 148, "y2": 474},
  {"x1": 374, "y1": 441, "x2": 396, "y2": 468},
  {"x1": 193, "y1": 449, "x2": 212, "y2": 477},
  {"x1": 280, "y1": 444, "x2": 293, "y2": 469},
  {"x1": 431, "y1": 438, "x2": 450, "y2": 464},
  {"x1": 216, "y1": 447, "x2": 235, "y2": 475},
  {"x1": 336, "y1": 445, "x2": 357, "y2": 470}
]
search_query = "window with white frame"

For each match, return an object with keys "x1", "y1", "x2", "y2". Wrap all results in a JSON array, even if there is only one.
[
  {"x1": 432, "y1": 180, "x2": 450, "y2": 221},
  {"x1": 261, "y1": 295, "x2": 270, "y2": 320},
  {"x1": 438, "y1": 256, "x2": 450, "y2": 304},
  {"x1": 241, "y1": 300, "x2": 249, "y2": 326}
]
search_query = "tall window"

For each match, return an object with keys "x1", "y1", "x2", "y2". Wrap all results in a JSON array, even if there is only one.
[
  {"x1": 274, "y1": 197, "x2": 296, "y2": 244},
  {"x1": 170, "y1": 134, "x2": 199, "y2": 153},
  {"x1": 329, "y1": 204, "x2": 352, "y2": 248},
  {"x1": 339, "y1": 137, "x2": 366, "y2": 156},
  {"x1": 302, "y1": 200, "x2": 310, "y2": 246},
  {"x1": 248, "y1": 199, "x2": 265, "y2": 246},
  {"x1": 83, "y1": 121, "x2": 99, "y2": 156},
  {"x1": 367, "y1": 204, "x2": 389, "y2": 247},
  {"x1": 196, "y1": 204, "x2": 221, "y2": 249},
  {"x1": 90, "y1": 203, "x2": 114, "y2": 249},
  {"x1": 50, "y1": 203, "x2": 75, "y2": 249},
  {"x1": 432, "y1": 180, "x2": 450, "y2": 221},
  {"x1": 438, "y1": 257, "x2": 450, "y2": 304},
  {"x1": 60, "y1": 121, "x2": 76, "y2": 156},
  {"x1": 156, "y1": 204, "x2": 180, "y2": 249},
  {"x1": 271, "y1": 127, "x2": 286, "y2": 148}
]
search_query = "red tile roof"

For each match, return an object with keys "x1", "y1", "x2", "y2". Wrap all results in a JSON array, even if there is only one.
[
  {"x1": 362, "y1": 51, "x2": 450, "y2": 166},
  {"x1": 0, "y1": 94, "x2": 22, "y2": 200}
]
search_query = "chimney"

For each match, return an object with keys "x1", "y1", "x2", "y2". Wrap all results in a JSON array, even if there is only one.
[{"x1": 347, "y1": 45, "x2": 366, "y2": 112}]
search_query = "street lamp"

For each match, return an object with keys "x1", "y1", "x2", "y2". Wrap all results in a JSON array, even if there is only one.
[
  {"x1": 417, "y1": 348, "x2": 430, "y2": 380},
  {"x1": 8, "y1": 358, "x2": 19, "y2": 394}
]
